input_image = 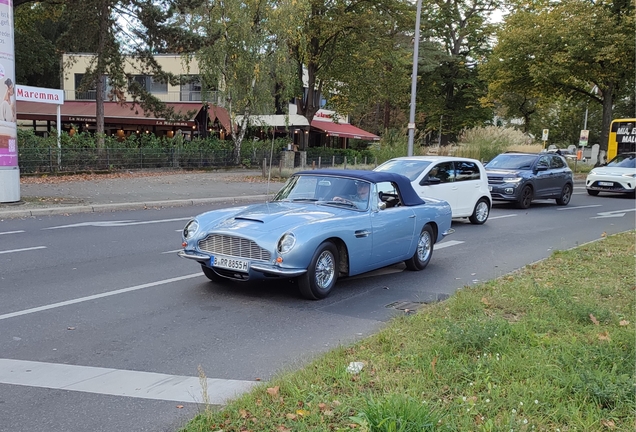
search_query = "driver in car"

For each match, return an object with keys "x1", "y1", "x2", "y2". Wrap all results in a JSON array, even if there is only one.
[{"x1": 333, "y1": 181, "x2": 370, "y2": 209}]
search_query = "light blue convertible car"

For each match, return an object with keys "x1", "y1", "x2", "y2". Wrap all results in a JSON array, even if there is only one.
[{"x1": 179, "y1": 169, "x2": 453, "y2": 299}]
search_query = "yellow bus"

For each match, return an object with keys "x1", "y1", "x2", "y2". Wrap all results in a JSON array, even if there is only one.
[{"x1": 608, "y1": 118, "x2": 636, "y2": 160}]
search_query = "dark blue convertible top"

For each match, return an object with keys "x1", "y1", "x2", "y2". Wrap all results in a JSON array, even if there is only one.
[{"x1": 293, "y1": 169, "x2": 425, "y2": 207}]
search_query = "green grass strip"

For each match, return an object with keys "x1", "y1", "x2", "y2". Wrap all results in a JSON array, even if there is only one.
[{"x1": 182, "y1": 231, "x2": 635, "y2": 432}]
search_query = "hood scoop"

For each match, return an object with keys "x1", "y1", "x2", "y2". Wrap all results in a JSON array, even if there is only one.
[{"x1": 233, "y1": 217, "x2": 264, "y2": 223}]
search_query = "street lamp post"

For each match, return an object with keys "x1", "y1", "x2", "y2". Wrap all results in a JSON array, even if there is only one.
[{"x1": 407, "y1": 0, "x2": 422, "y2": 157}]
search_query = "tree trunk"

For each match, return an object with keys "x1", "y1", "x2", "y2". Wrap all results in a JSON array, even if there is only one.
[
  {"x1": 95, "y1": 0, "x2": 110, "y2": 155},
  {"x1": 599, "y1": 83, "x2": 614, "y2": 156}
]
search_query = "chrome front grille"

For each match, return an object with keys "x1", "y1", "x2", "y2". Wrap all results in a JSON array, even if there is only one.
[
  {"x1": 487, "y1": 176, "x2": 504, "y2": 184},
  {"x1": 198, "y1": 235, "x2": 271, "y2": 261}
]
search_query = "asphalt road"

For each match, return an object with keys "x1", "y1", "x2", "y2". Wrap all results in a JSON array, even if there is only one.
[{"x1": 0, "y1": 186, "x2": 634, "y2": 432}]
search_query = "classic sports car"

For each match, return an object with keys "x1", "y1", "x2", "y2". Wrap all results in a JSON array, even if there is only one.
[{"x1": 179, "y1": 169, "x2": 454, "y2": 299}]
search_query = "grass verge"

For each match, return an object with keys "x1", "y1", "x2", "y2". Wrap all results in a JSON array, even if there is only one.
[{"x1": 181, "y1": 231, "x2": 635, "y2": 432}]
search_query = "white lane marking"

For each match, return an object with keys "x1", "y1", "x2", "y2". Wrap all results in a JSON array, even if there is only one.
[
  {"x1": 0, "y1": 246, "x2": 47, "y2": 255},
  {"x1": 0, "y1": 230, "x2": 25, "y2": 235},
  {"x1": 592, "y1": 208, "x2": 636, "y2": 219},
  {"x1": 163, "y1": 249, "x2": 183, "y2": 254},
  {"x1": 0, "y1": 359, "x2": 257, "y2": 404},
  {"x1": 0, "y1": 273, "x2": 202, "y2": 321},
  {"x1": 45, "y1": 217, "x2": 192, "y2": 230},
  {"x1": 435, "y1": 240, "x2": 464, "y2": 250},
  {"x1": 557, "y1": 204, "x2": 603, "y2": 211},
  {"x1": 488, "y1": 214, "x2": 517, "y2": 220}
]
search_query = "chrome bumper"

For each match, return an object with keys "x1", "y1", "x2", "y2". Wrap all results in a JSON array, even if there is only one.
[
  {"x1": 178, "y1": 250, "x2": 307, "y2": 277},
  {"x1": 442, "y1": 228, "x2": 455, "y2": 237},
  {"x1": 178, "y1": 251, "x2": 209, "y2": 262}
]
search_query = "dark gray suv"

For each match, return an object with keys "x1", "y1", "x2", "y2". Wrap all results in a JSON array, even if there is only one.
[{"x1": 485, "y1": 152, "x2": 573, "y2": 209}]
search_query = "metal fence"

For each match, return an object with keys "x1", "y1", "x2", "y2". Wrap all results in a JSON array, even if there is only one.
[{"x1": 18, "y1": 146, "x2": 377, "y2": 174}]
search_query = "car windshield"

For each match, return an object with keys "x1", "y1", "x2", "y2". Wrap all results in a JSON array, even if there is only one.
[
  {"x1": 273, "y1": 175, "x2": 370, "y2": 210},
  {"x1": 374, "y1": 159, "x2": 431, "y2": 181},
  {"x1": 486, "y1": 154, "x2": 537, "y2": 170},
  {"x1": 607, "y1": 154, "x2": 636, "y2": 168}
]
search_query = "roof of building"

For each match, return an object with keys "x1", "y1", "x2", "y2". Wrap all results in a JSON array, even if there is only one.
[{"x1": 17, "y1": 101, "x2": 231, "y2": 131}]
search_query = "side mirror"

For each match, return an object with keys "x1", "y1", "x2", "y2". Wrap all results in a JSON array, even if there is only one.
[
  {"x1": 420, "y1": 177, "x2": 441, "y2": 186},
  {"x1": 378, "y1": 201, "x2": 387, "y2": 211},
  {"x1": 535, "y1": 165, "x2": 548, "y2": 172}
]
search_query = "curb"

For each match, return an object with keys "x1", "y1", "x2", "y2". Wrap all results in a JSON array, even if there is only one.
[{"x1": 0, "y1": 194, "x2": 271, "y2": 219}]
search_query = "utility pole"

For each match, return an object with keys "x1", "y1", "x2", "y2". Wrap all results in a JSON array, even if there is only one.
[{"x1": 407, "y1": 0, "x2": 422, "y2": 157}]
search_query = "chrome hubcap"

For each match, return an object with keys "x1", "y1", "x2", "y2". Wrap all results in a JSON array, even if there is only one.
[
  {"x1": 315, "y1": 250, "x2": 335, "y2": 289},
  {"x1": 417, "y1": 231, "x2": 432, "y2": 263},
  {"x1": 476, "y1": 201, "x2": 489, "y2": 222}
]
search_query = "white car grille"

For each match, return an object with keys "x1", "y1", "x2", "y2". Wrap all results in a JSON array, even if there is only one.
[{"x1": 198, "y1": 235, "x2": 271, "y2": 261}]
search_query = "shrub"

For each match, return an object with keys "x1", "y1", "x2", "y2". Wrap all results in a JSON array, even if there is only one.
[{"x1": 454, "y1": 126, "x2": 534, "y2": 162}]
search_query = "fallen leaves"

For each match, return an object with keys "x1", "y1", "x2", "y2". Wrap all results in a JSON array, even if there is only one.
[
  {"x1": 598, "y1": 331, "x2": 611, "y2": 341},
  {"x1": 619, "y1": 320, "x2": 629, "y2": 326},
  {"x1": 590, "y1": 314, "x2": 600, "y2": 325}
]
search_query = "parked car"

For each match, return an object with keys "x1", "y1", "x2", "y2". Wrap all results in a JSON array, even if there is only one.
[
  {"x1": 485, "y1": 152, "x2": 573, "y2": 209},
  {"x1": 586, "y1": 152, "x2": 636, "y2": 197},
  {"x1": 373, "y1": 156, "x2": 492, "y2": 224},
  {"x1": 179, "y1": 169, "x2": 454, "y2": 300}
]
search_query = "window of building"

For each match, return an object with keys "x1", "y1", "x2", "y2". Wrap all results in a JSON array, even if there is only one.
[
  {"x1": 131, "y1": 75, "x2": 168, "y2": 94},
  {"x1": 74, "y1": 74, "x2": 112, "y2": 100},
  {"x1": 180, "y1": 75, "x2": 203, "y2": 101}
]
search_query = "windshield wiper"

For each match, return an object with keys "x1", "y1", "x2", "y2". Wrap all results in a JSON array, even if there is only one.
[
  {"x1": 320, "y1": 200, "x2": 358, "y2": 208},
  {"x1": 290, "y1": 198, "x2": 319, "y2": 202}
]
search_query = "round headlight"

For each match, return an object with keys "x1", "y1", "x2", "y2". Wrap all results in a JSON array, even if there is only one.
[
  {"x1": 183, "y1": 220, "x2": 199, "y2": 239},
  {"x1": 277, "y1": 233, "x2": 296, "y2": 254}
]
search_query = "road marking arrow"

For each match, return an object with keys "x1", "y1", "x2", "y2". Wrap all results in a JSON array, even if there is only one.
[{"x1": 592, "y1": 208, "x2": 636, "y2": 219}]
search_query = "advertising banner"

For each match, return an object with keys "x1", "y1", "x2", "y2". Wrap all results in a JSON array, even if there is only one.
[{"x1": 0, "y1": 0, "x2": 16, "y2": 169}]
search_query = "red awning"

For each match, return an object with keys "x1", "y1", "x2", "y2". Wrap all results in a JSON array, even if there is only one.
[
  {"x1": 17, "y1": 101, "x2": 232, "y2": 131},
  {"x1": 310, "y1": 120, "x2": 379, "y2": 141}
]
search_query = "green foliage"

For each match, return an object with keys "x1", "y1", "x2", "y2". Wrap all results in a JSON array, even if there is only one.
[
  {"x1": 368, "y1": 128, "x2": 409, "y2": 164},
  {"x1": 483, "y1": 0, "x2": 636, "y2": 151},
  {"x1": 350, "y1": 394, "x2": 442, "y2": 432},
  {"x1": 443, "y1": 317, "x2": 511, "y2": 353},
  {"x1": 454, "y1": 126, "x2": 532, "y2": 161}
]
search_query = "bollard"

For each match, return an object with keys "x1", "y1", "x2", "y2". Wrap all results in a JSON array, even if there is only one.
[{"x1": 318, "y1": 156, "x2": 321, "y2": 169}]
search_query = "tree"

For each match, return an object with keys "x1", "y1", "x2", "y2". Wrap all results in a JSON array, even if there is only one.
[
  {"x1": 416, "y1": 0, "x2": 503, "y2": 144},
  {"x1": 483, "y1": 0, "x2": 635, "y2": 157},
  {"x1": 16, "y1": 0, "x2": 205, "y2": 151},
  {"x1": 190, "y1": 0, "x2": 296, "y2": 164},
  {"x1": 14, "y1": 2, "x2": 72, "y2": 89},
  {"x1": 279, "y1": 0, "x2": 413, "y2": 147}
]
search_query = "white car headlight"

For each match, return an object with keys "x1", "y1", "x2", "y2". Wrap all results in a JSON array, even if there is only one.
[
  {"x1": 589, "y1": 170, "x2": 598, "y2": 176},
  {"x1": 622, "y1": 173, "x2": 636, "y2": 178},
  {"x1": 277, "y1": 233, "x2": 296, "y2": 254},
  {"x1": 183, "y1": 220, "x2": 199, "y2": 239},
  {"x1": 504, "y1": 177, "x2": 523, "y2": 183}
]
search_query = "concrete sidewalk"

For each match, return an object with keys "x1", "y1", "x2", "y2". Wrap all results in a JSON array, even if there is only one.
[{"x1": 0, "y1": 169, "x2": 285, "y2": 219}]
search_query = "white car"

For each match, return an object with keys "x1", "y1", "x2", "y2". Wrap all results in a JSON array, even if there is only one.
[
  {"x1": 374, "y1": 156, "x2": 492, "y2": 224},
  {"x1": 586, "y1": 152, "x2": 636, "y2": 197}
]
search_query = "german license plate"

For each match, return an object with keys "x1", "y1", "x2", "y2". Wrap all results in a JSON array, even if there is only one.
[
  {"x1": 598, "y1": 181, "x2": 613, "y2": 187},
  {"x1": 211, "y1": 255, "x2": 249, "y2": 272}
]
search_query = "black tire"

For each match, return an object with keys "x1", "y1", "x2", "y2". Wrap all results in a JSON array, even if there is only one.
[
  {"x1": 298, "y1": 241, "x2": 339, "y2": 300},
  {"x1": 201, "y1": 265, "x2": 224, "y2": 283},
  {"x1": 556, "y1": 184, "x2": 572, "y2": 206},
  {"x1": 516, "y1": 185, "x2": 533, "y2": 209},
  {"x1": 587, "y1": 189, "x2": 600, "y2": 196},
  {"x1": 469, "y1": 198, "x2": 490, "y2": 224},
  {"x1": 405, "y1": 225, "x2": 434, "y2": 271}
]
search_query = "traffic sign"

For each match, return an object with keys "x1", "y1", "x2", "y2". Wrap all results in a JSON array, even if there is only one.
[
  {"x1": 579, "y1": 129, "x2": 589, "y2": 147},
  {"x1": 542, "y1": 129, "x2": 549, "y2": 141}
]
